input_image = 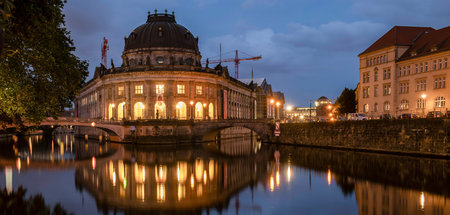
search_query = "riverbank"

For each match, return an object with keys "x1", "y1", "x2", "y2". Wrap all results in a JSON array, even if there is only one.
[{"x1": 271, "y1": 118, "x2": 450, "y2": 158}]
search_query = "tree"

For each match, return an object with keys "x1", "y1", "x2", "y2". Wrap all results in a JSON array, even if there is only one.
[
  {"x1": 335, "y1": 87, "x2": 357, "y2": 116},
  {"x1": 0, "y1": 0, "x2": 88, "y2": 129}
]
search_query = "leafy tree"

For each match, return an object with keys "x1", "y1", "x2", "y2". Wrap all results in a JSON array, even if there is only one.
[
  {"x1": 0, "y1": 0, "x2": 88, "y2": 129},
  {"x1": 0, "y1": 186, "x2": 71, "y2": 214},
  {"x1": 335, "y1": 87, "x2": 357, "y2": 115}
]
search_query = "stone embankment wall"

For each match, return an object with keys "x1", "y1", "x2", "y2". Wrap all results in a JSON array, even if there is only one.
[{"x1": 271, "y1": 119, "x2": 450, "y2": 157}]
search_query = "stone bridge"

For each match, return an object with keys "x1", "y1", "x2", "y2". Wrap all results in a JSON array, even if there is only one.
[{"x1": 20, "y1": 117, "x2": 273, "y2": 144}]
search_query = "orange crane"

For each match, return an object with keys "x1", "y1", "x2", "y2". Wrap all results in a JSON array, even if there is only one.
[{"x1": 203, "y1": 49, "x2": 262, "y2": 79}]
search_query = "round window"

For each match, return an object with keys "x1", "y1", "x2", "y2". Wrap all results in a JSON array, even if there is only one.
[{"x1": 156, "y1": 57, "x2": 164, "y2": 64}]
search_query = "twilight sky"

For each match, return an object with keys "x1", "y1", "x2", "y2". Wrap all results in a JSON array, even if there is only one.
[{"x1": 63, "y1": 0, "x2": 450, "y2": 106}]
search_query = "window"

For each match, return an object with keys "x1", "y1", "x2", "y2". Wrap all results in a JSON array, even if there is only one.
[
  {"x1": 383, "y1": 84, "x2": 391, "y2": 96},
  {"x1": 434, "y1": 77, "x2": 446, "y2": 89},
  {"x1": 433, "y1": 60, "x2": 437, "y2": 70},
  {"x1": 400, "y1": 100, "x2": 409, "y2": 110},
  {"x1": 415, "y1": 64, "x2": 418, "y2": 73},
  {"x1": 407, "y1": 66, "x2": 410, "y2": 75},
  {"x1": 135, "y1": 85, "x2": 143, "y2": 94},
  {"x1": 416, "y1": 80, "x2": 426, "y2": 91},
  {"x1": 435, "y1": 96, "x2": 445, "y2": 107},
  {"x1": 439, "y1": 59, "x2": 442, "y2": 69},
  {"x1": 196, "y1": 86, "x2": 202, "y2": 95},
  {"x1": 400, "y1": 82, "x2": 409, "y2": 94},
  {"x1": 383, "y1": 69, "x2": 391, "y2": 80},
  {"x1": 425, "y1": 62, "x2": 428, "y2": 72},
  {"x1": 383, "y1": 102, "x2": 390, "y2": 111},
  {"x1": 420, "y1": 63, "x2": 423, "y2": 73},
  {"x1": 363, "y1": 72, "x2": 370, "y2": 83},
  {"x1": 156, "y1": 57, "x2": 164, "y2": 64},
  {"x1": 177, "y1": 84, "x2": 185, "y2": 94},
  {"x1": 374, "y1": 86, "x2": 378, "y2": 97},
  {"x1": 374, "y1": 103, "x2": 378, "y2": 112},
  {"x1": 374, "y1": 71, "x2": 378, "y2": 81},
  {"x1": 156, "y1": 84, "x2": 164, "y2": 94},
  {"x1": 445, "y1": 58, "x2": 448, "y2": 68},
  {"x1": 417, "y1": 98, "x2": 425, "y2": 109},
  {"x1": 118, "y1": 86, "x2": 124, "y2": 96},
  {"x1": 363, "y1": 104, "x2": 369, "y2": 113},
  {"x1": 366, "y1": 59, "x2": 369, "y2": 67},
  {"x1": 398, "y1": 67, "x2": 402, "y2": 77},
  {"x1": 363, "y1": 87, "x2": 370, "y2": 98}
]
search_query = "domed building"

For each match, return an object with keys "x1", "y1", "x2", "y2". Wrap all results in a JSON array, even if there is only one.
[{"x1": 75, "y1": 11, "x2": 256, "y2": 121}]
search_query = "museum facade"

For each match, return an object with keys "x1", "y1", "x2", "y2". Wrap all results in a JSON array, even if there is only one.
[{"x1": 75, "y1": 12, "x2": 256, "y2": 120}]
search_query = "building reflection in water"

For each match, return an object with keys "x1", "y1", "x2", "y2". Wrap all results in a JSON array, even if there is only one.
[
  {"x1": 75, "y1": 127, "x2": 269, "y2": 212},
  {"x1": 355, "y1": 181, "x2": 449, "y2": 215}
]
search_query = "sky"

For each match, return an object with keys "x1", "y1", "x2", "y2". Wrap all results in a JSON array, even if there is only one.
[{"x1": 63, "y1": 0, "x2": 450, "y2": 107}]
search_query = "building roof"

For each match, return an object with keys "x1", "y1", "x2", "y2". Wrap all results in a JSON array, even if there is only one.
[
  {"x1": 399, "y1": 26, "x2": 450, "y2": 61},
  {"x1": 239, "y1": 78, "x2": 265, "y2": 86},
  {"x1": 124, "y1": 12, "x2": 199, "y2": 53},
  {"x1": 359, "y1": 26, "x2": 434, "y2": 56}
]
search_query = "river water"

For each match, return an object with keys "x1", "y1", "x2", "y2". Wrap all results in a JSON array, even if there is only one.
[{"x1": 0, "y1": 127, "x2": 448, "y2": 215}]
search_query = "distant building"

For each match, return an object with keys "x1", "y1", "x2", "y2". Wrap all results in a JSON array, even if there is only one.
[
  {"x1": 358, "y1": 26, "x2": 450, "y2": 118},
  {"x1": 285, "y1": 107, "x2": 316, "y2": 121},
  {"x1": 315, "y1": 96, "x2": 333, "y2": 118},
  {"x1": 240, "y1": 78, "x2": 285, "y2": 120}
]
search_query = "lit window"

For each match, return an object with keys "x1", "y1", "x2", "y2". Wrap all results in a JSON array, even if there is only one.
[
  {"x1": 417, "y1": 99, "x2": 425, "y2": 109},
  {"x1": 383, "y1": 84, "x2": 391, "y2": 96},
  {"x1": 196, "y1": 86, "x2": 202, "y2": 95},
  {"x1": 363, "y1": 104, "x2": 369, "y2": 113},
  {"x1": 118, "y1": 86, "x2": 124, "y2": 96},
  {"x1": 435, "y1": 96, "x2": 445, "y2": 107},
  {"x1": 177, "y1": 85, "x2": 185, "y2": 94},
  {"x1": 135, "y1": 85, "x2": 143, "y2": 94},
  {"x1": 400, "y1": 100, "x2": 409, "y2": 110},
  {"x1": 383, "y1": 102, "x2": 390, "y2": 111},
  {"x1": 156, "y1": 57, "x2": 164, "y2": 64},
  {"x1": 156, "y1": 85, "x2": 164, "y2": 94}
]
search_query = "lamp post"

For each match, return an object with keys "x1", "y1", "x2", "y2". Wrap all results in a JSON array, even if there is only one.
[
  {"x1": 190, "y1": 101, "x2": 194, "y2": 120},
  {"x1": 421, "y1": 93, "x2": 427, "y2": 117},
  {"x1": 309, "y1": 100, "x2": 312, "y2": 120},
  {"x1": 276, "y1": 102, "x2": 280, "y2": 120}
]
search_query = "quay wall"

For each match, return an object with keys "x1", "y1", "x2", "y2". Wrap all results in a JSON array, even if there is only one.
[{"x1": 271, "y1": 119, "x2": 450, "y2": 157}]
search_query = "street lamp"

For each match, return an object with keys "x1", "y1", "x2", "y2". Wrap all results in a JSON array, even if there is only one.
[{"x1": 421, "y1": 94, "x2": 427, "y2": 117}]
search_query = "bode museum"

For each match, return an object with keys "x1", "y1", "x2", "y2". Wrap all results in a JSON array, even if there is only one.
[{"x1": 75, "y1": 12, "x2": 257, "y2": 121}]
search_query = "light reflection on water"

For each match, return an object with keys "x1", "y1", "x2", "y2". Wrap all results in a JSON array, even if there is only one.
[{"x1": 0, "y1": 130, "x2": 448, "y2": 215}]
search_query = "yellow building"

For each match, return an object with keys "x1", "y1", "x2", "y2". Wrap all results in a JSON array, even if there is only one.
[{"x1": 358, "y1": 26, "x2": 450, "y2": 118}]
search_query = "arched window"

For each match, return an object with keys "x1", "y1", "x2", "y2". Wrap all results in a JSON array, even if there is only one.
[
  {"x1": 118, "y1": 102, "x2": 126, "y2": 120},
  {"x1": 383, "y1": 101, "x2": 390, "y2": 111},
  {"x1": 435, "y1": 96, "x2": 445, "y2": 107},
  {"x1": 416, "y1": 98, "x2": 425, "y2": 109},
  {"x1": 363, "y1": 104, "x2": 369, "y2": 113},
  {"x1": 134, "y1": 102, "x2": 144, "y2": 119},
  {"x1": 208, "y1": 103, "x2": 214, "y2": 119},
  {"x1": 195, "y1": 102, "x2": 203, "y2": 119},
  {"x1": 176, "y1": 101, "x2": 187, "y2": 120},
  {"x1": 156, "y1": 57, "x2": 164, "y2": 64},
  {"x1": 108, "y1": 104, "x2": 115, "y2": 120},
  {"x1": 400, "y1": 100, "x2": 409, "y2": 110},
  {"x1": 155, "y1": 101, "x2": 166, "y2": 119}
]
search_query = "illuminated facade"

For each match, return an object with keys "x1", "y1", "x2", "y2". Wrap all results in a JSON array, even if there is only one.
[
  {"x1": 75, "y1": 12, "x2": 255, "y2": 120},
  {"x1": 358, "y1": 26, "x2": 450, "y2": 117}
]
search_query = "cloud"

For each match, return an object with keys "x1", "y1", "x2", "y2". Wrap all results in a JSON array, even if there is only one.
[
  {"x1": 200, "y1": 20, "x2": 387, "y2": 105},
  {"x1": 241, "y1": 0, "x2": 279, "y2": 8},
  {"x1": 350, "y1": 0, "x2": 450, "y2": 28}
]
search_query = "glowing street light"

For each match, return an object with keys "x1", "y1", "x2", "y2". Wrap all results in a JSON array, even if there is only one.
[
  {"x1": 270, "y1": 99, "x2": 274, "y2": 104},
  {"x1": 91, "y1": 122, "x2": 96, "y2": 127},
  {"x1": 327, "y1": 105, "x2": 332, "y2": 110},
  {"x1": 421, "y1": 93, "x2": 427, "y2": 99},
  {"x1": 286, "y1": 106, "x2": 293, "y2": 111}
]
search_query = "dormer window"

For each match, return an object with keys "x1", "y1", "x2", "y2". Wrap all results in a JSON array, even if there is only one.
[
  {"x1": 431, "y1": 46, "x2": 438, "y2": 52},
  {"x1": 185, "y1": 30, "x2": 190, "y2": 39},
  {"x1": 411, "y1": 51, "x2": 417, "y2": 56},
  {"x1": 156, "y1": 57, "x2": 164, "y2": 64},
  {"x1": 185, "y1": 58, "x2": 192, "y2": 65},
  {"x1": 158, "y1": 27, "x2": 163, "y2": 37}
]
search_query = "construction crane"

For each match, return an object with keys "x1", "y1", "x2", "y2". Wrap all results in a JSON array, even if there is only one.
[
  {"x1": 101, "y1": 37, "x2": 109, "y2": 68},
  {"x1": 203, "y1": 49, "x2": 262, "y2": 79}
]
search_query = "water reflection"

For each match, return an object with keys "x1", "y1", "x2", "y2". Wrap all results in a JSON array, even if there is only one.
[
  {"x1": 0, "y1": 132, "x2": 448, "y2": 215},
  {"x1": 75, "y1": 144, "x2": 271, "y2": 213},
  {"x1": 204, "y1": 127, "x2": 261, "y2": 156}
]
